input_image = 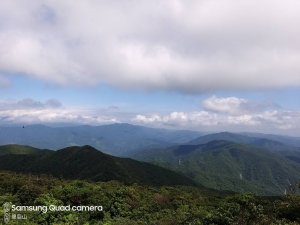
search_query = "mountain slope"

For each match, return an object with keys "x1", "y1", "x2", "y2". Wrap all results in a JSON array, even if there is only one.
[
  {"x1": 242, "y1": 132, "x2": 300, "y2": 147},
  {"x1": 189, "y1": 132, "x2": 300, "y2": 152},
  {"x1": 0, "y1": 124, "x2": 201, "y2": 156},
  {"x1": 189, "y1": 132, "x2": 254, "y2": 145},
  {"x1": 0, "y1": 145, "x2": 195, "y2": 186},
  {"x1": 0, "y1": 144, "x2": 43, "y2": 155},
  {"x1": 133, "y1": 140, "x2": 300, "y2": 195}
]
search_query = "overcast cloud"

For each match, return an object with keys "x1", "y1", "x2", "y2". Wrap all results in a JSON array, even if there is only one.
[{"x1": 1, "y1": 0, "x2": 300, "y2": 92}]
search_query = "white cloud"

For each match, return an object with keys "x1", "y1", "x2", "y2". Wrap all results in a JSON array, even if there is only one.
[
  {"x1": 203, "y1": 96, "x2": 247, "y2": 115},
  {"x1": 0, "y1": 98, "x2": 62, "y2": 110},
  {"x1": 202, "y1": 96, "x2": 279, "y2": 115},
  {"x1": 0, "y1": 98, "x2": 118, "y2": 125},
  {"x1": 0, "y1": 1, "x2": 300, "y2": 92},
  {"x1": 132, "y1": 96, "x2": 300, "y2": 135},
  {"x1": 0, "y1": 96, "x2": 299, "y2": 135},
  {"x1": 133, "y1": 111, "x2": 219, "y2": 127},
  {"x1": 227, "y1": 115, "x2": 259, "y2": 126}
]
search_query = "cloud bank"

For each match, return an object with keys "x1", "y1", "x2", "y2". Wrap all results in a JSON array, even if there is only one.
[
  {"x1": 0, "y1": 96, "x2": 299, "y2": 135},
  {"x1": 0, "y1": 98, "x2": 118, "y2": 125},
  {"x1": 1, "y1": 0, "x2": 300, "y2": 92},
  {"x1": 133, "y1": 96, "x2": 300, "y2": 135}
]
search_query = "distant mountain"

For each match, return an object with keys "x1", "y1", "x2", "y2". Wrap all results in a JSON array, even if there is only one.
[
  {"x1": 0, "y1": 123, "x2": 202, "y2": 156},
  {"x1": 241, "y1": 132, "x2": 300, "y2": 147},
  {"x1": 188, "y1": 132, "x2": 300, "y2": 152},
  {"x1": 0, "y1": 144, "x2": 195, "y2": 186},
  {"x1": 132, "y1": 140, "x2": 300, "y2": 195},
  {"x1": 189, "y1": 132, "x2": 253, "y2": 144}
]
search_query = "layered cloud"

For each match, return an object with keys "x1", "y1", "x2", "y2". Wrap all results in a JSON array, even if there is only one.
[
  {"x1": 0, "y1": 98, "x2": 118, "y2": 125},
  {"x1": 1, "y1": 1, "x2": 300, "y2": 92},
  {"x1": 202, "y1": 96, "x2": 280, "y2": 115},
  {"x1": 133, "y1": 96, "x2": 300, "y2": 134},
  {"x1": 1, "y1": 96, "x2": 299, "y2": 135},
  {"x1": 0, "y1": 98, "x2": 62, "y2": 110}
]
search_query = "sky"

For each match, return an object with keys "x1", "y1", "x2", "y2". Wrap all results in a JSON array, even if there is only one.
[{"x1": 0, "y1": 0, "x2": 300, "y2": 135}]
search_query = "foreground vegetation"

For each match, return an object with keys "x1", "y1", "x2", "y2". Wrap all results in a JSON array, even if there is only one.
[{"x1": 0, "y1": 172, "x2": 299, "y2": 225}]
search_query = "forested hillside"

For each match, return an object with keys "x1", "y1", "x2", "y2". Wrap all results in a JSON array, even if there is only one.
[
  {"x1": 0, "y1": 145, "x2": 194, "y2": 186},
  {"x1": 133, "y1": 140, "x2": 300, "y2": 195},
  {"x1": 0, "y1": 172, "x2": 299, "y2": 224}
]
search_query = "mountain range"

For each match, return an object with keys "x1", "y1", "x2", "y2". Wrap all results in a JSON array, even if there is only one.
[
  {"x1": 0, "y1": 124, "x2": 201, "y2": 156},
  {"x1": 0, "y1": 144, "x2": 195, "y2": 186},
  {"x1": 188, "y1": 132, "x2": 300, "y2": 152},
  {"x1": 132, "y1": 132, "x2": 300, "y2": 195},
  {"x1": 0, "y1": 124, "x2": 299, "y2": 195}
]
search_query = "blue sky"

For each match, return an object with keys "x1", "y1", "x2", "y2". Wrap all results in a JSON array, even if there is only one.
[
  {"x1": 2, "y1": 75, "x2": 299, "y2": 110},
  {"x1": 0, "y1": 1, "x2": 300, "y2": 135}
]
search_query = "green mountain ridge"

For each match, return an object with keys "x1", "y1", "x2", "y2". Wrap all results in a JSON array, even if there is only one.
[
  {"x1": 0, "y1": 144, "x2": 195, "y2": 187},
  {"x1": 189, "y1": 132, "x2": 300, "y2": 152},
  {"x1": 133, "y1": 140, "x2": 300, "y2": 195},
  {"x1": 242, "y1": 132, "x2": 300, "y2": 147},
  {"x1": 0, "y1": 144, "x2": 42, "y2": 155}
]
